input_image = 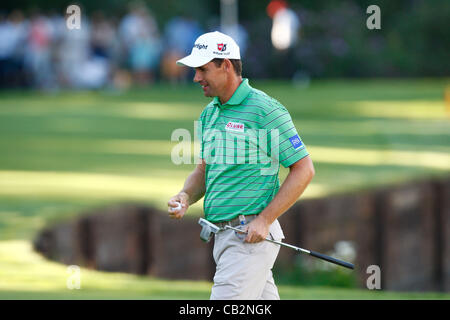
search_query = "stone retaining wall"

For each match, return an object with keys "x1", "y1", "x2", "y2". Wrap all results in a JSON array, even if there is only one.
[{"x1": 33, "y1": 177, "x2": 450, "y2": 291}]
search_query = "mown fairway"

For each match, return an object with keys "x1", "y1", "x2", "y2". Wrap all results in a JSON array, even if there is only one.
[{"x1": 0, "y1": 79, "x2": 449, "y2": 299}]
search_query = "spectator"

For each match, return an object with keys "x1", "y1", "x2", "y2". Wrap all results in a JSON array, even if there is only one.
[
  {"x1": 267, "y1": 0, "x2": 300, "y2": 50},
  {"x1": 24, "y1": 12, "x2": 55, "y2": 89},
  {"x1": 161, "y1": 15, "x2": 203, "y2": 84},
  {"x1": 90, "y1": 11, "x2": 116, "y2": 60},
  {"x1": 119, "y1": 3, "x2": 161, "y2": 85},
  {"x1": 0, "y1": 10, "x2": 28, "y2": 88},
  {"x1": 57, "y1": 12, "x2": 90, "y2": 88}
]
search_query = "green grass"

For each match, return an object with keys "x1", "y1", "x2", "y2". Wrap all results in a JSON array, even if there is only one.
[
  {"x1": 0, "y1": 79, "x2": 449, "y2": 299},
  {"x1": 1, "y1": 240, "x2": 449, "y2": 300}
]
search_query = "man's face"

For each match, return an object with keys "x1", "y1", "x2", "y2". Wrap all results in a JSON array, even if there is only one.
[{"x1": 193, "y1": 61, "x2": 227, "y2": 97}]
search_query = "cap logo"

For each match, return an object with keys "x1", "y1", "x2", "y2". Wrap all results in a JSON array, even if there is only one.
[
  {"x1": 177, "y1": 32, "x2": 240, "y2": 67},
  {"x1": 194, "y1": 43, "x2": 208, "y2": 50},
  {"x1": 217, "y1": 43, "x2": 227, "y2": 52}
]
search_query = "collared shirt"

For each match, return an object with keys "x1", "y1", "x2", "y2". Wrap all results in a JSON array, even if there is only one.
[{"x1": 197, "y1": 78, "x2": 309, "y2": 222}]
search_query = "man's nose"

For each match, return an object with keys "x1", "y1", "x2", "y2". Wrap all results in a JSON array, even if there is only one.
[{"x1": 193, "y1": 70, "x2": 201, "y2": 83}]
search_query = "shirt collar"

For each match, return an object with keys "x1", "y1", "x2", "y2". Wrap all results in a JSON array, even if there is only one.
[{"x1": 213, "y1": 78, "x2": 252, "y2": 108}]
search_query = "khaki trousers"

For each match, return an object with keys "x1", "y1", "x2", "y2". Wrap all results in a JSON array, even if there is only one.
[{"x1": 210, "y1": 219, "x2": 285, "y2": 300}]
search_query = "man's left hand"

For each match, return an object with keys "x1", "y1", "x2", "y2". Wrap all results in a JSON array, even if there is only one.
[{"x1": 244, "y1": 216, "x2": 270, "y2": 243}]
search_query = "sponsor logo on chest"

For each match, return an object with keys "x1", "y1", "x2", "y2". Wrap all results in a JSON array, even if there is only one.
[{"x1": 225, "y1": 121, "x2": 245, "y2": 132}]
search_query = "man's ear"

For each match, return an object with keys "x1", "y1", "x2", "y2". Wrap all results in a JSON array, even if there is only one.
[{"x1": 223, "y1": 59, "x2": 231, "y2": 72}]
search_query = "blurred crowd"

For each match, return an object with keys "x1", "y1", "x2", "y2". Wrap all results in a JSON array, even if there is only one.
[
  {"x1": 0, "y1": 4, "x2": 248, "y2": 90},
  {"x1": 1, "y1": 0, "x2": 447, "y2": 89}
]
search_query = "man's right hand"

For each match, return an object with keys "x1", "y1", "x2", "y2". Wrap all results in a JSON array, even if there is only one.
[{"x1": 167, "y1": 192, "x2": 189, "y2": 219}]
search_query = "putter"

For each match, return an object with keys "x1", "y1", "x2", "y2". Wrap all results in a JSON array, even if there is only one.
[
  {"x1": 198, "y1": 217, "x2": 221, "y2": 243},
  {"x1": 198, "y1": 218, "x2": 354, "y2": 270}
]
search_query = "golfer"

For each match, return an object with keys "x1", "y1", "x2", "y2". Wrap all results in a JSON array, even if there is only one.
[{"x1": 168, "y1": 31, "x2": 315, "y2": 300}]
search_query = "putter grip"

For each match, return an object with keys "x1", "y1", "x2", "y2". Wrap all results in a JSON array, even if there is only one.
[{"x1": 309, "y1": 250, "x2": 354, "y2": 270}]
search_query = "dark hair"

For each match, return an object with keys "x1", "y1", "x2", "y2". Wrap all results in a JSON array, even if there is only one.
[{"x1": 212, "y1": 58, "x2": 242, "y2": 76}]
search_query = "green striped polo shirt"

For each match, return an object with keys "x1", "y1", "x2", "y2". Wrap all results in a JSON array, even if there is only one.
[{"x1": 197, "y1": 78, "x2": 309, "y2": 222}]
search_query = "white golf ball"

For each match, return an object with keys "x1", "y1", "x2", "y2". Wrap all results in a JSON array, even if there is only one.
[{"x1": 170, "y1": 202, "x2": 182, "y2": 212}]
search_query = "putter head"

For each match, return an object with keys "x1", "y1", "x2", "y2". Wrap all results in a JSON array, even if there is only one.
[{"x1": 198, "y1": 218, "x2": 220, "y2": 242}]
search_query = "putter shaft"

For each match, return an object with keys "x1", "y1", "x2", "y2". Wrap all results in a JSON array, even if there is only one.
[
  {"x1": 224, "y1": 225, "x2": 354, "y2": 270},
  {"x1": 225, "y1": 225, "x2": 309, "y2": 254}
]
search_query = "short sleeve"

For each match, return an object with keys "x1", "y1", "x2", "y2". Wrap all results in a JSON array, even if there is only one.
[{"x1": 264, "y1": 106, "x2": 309, "y2": 168}]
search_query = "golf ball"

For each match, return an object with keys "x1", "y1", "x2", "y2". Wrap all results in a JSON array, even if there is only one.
[{"x1": 170, "y1": 202, "x2": 182, "y2": 212}]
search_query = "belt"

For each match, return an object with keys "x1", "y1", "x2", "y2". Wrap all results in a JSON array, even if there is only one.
[{"x1": 216, "y1": 214, "x2": 258, "y2": 229}]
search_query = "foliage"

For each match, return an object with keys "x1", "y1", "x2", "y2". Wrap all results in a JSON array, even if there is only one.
[{"x1": 1, "y1": 0, "x2": 449, "y2": 78}]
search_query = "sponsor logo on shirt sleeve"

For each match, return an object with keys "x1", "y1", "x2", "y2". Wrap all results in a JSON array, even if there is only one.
[{"x1": 289, "y1": 134, "x2": 303, "y2": 150}]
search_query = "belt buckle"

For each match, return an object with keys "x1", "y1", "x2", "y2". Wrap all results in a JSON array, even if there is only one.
[{"x1": 238, "y1": 215, "x2": 246, "y2": 226}]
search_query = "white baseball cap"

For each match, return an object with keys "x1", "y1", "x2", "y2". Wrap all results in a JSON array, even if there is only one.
[{"x1": 176, "y1": 31, "x2": 241, "y2": 68}]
